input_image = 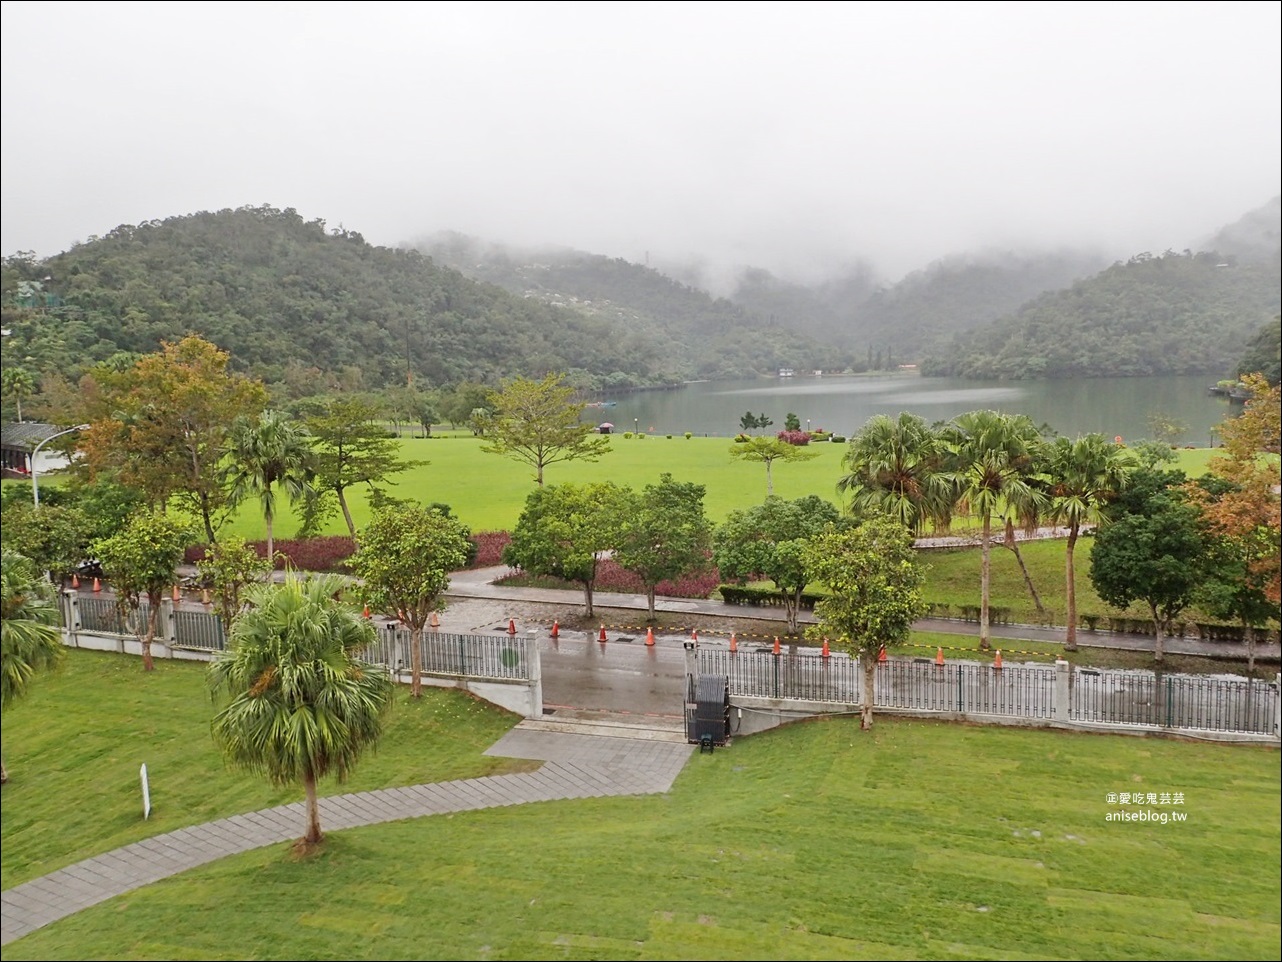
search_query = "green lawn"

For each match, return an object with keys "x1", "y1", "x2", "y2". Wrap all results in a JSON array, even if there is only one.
[
  {"x1": 5, "y1": 710, "x2": 1278, "y2": 960},
  {"x1": 0, "y1": 651, "x2": 534, "y2": 891},
  {"x1": 12, "y1": 441, "x2": 1222, "y2": 539}
]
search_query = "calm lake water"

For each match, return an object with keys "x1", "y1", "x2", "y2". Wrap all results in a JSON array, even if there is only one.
[{"x1": 594, "y1": 374, "x2": 1234, "y2": 445}]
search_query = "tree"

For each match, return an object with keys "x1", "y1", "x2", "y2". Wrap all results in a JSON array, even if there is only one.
[
  {"x1": 78, "y1": 336, "x2": 268, "y2": 543},
  {"x1": 0, "y1": 501, "x2": 91, "y2": 580},
  {"x1": 1145, "y1": 411, "x2": 1188, "y2": 446},
  {"x1": 1089, "y1": 484, "x2": 1210, "y2": 663},
  {"x1": 92, "y1": 511, "x2": 194, "y2": 671},
  {"x1": 1, "y1": 551, "x2": 65, "y2": 783},
  {"x1": 739, "y1": 411, "x2": 759, "y2": 432},
  {"x1": 224, "y1": 410, "x2": 314, "y2": 562},
  {"x1": 1043, "y1": 434, "x2": 1136, "y2": 650},
  {"x1": 784, "y1": 412, "x2": 802, "y2": 432},
  {"x1": 502, "y1": 482, "x2": 630, "y2": 617},
  {"x1": 838, "y1": 413, "x2": 952, "y2": 535},
  {"x1": 208, "y1": 573, "x2": 393, "y2": 847},
  {"x1": 479, "y1": 374, "x2": 611, "y2": 485},
  {"x1": 803, "y1": 519, "x2": 926, "y2": 729},
  {"x1": 1, "y1": 367, "x2": 36, "y2": 423},
  {"x1": 614, "y1": 474, "x2": 714, "y2": 620},
  {"x1": 942, "y1": 411, "x2": 1046, "y2": 649},
  {"x1": 713, "y1": 495, "x2": 840, "y2": 633},
  {"x1": 196, "y1": 536, "x2": 271, "y2": 633},
  {"x1": 305, "y1": 397, "x2": 425, "y2": 537},
  {"x1": 728, "y1": 435, "x2": 818, "y2": 498},
  {"x1": 350, "y1": 506, "x2": 472, "y2": 697},
  {"x1": 1186, "y1": 376, "x2": 1282, "y2": 666}
]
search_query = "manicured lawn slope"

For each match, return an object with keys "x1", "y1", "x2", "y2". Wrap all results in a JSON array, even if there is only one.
[
  {"x1": 6, "y1": 716, "x2": 1279, "y2": 960},
  {"x1": 0, "y1": 651, "x2": 532, "y2": 890}
]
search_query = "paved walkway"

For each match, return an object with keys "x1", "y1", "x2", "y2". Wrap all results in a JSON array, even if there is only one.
[
  {"x1": 0, "y1": 722, "x2": 694, "y2": 947},
  {"x1": 446, "y1": 567, "x2": 1282, "y2": 662}
]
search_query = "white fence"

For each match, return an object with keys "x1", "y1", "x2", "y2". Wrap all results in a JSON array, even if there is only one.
[
  {"x1": 59, "y1": 590, "x2": 542, "y2": 717},
  {"x1": 694, "y1": 647, "x2": 1281, "y2": 741}
]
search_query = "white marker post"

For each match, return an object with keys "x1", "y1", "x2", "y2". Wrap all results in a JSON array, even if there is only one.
[{"x1": 140, "y1": 763, "x2": 151, "y2": 820}]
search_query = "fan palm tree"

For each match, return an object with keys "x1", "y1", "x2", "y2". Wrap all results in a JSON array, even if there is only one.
[
  {"x1": 2, "y1": 550, "x2": 65, "y2": 783},
  {"x1": 1044, "y1": 434, "x2": 1136, "y2": 651},
  {"x1": 838, "y1": 412, "x2": 953, "y2": 535},
  {"x1": 208, "y1": 573, "x2": 393, "y2": 846},
  {"x1": 225, "y1": 410, "x2": 313, "y2": 563},
  {"x1": 943, "y1": 411, "x2": 1047, "y2": 649}
]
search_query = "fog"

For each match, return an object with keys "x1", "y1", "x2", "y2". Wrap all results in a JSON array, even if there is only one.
[{"x1": 2, "y1": 2, "x2": 1278, "y2": 281}]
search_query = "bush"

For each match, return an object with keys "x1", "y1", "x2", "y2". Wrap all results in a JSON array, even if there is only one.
[
  {"x1": 622, "y1": 431, "x2": 634, "y2": 439},
  {"x1": 684, "y1": 432, "x2": 693, "y2": 439},
  {"x1": 733, "y1": 433, "x2": 751, "y2": 443},
  {"x1": 469, "y1": 530, "x2": 511, "y2": 568},
  {"x1": 717, "y1": 584, "x2": 825, "y2": 609},
  {"x1": 777, "y1": 430, "x2": 810, "y2": 446},
  {"x1": 830, "y1": 435, "x2": 846, "y2": 443},
  {"x1": 666, "y1": 434, "x2": 674, "y2": 439}
]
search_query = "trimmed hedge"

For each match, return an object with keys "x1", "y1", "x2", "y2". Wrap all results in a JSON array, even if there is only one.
[{"x1": 718, "y1": 584, "x2": 825, "y2": 609}]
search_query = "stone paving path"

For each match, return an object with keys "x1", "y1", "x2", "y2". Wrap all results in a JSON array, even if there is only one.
[{"x1": 0, "y1": 722, "x2": 694, "y2": 947}]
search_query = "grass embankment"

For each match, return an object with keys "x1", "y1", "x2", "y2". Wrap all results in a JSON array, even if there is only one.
[
  {"x1": 0, "y1": 651, "x2": 534, "y2": 891},
  {"x1": 5, "y1": 712, "x2": 1278, "y2": 960}
]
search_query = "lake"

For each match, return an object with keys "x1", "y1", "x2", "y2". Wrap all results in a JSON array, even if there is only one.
[{"x1": 594, "y1": 374, "x2": 1234, "y2": 445}]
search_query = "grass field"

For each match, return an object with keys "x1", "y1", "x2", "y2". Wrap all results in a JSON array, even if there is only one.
[
  {"x1": 0, "y1": 651, "x2": 534, "y2": 891},
  {"x1": 3, "y1": 685, "x2": 1278, "y2": 960},
  {"x1": 13, "y1": 440, "x2": 1221, "y2": 539}
]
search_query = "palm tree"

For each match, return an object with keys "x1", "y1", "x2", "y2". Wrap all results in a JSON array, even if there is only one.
[
  {"x1": 943, "y1": 411, "x2": 1047, "y2": 649},
  {"x1": 838, "y1": 413, "x2": 952, "y2": 535},
  {"x1": 2, "y1": 550, "x2": 65, "y2": 783},
  {"x1": 208, "y1": 573, "x2": 393, "y2": 846},
  {"x1": 1044, "y1": 434, "x2": 1135, "y2": 651},
  {"x1": 225, "y1": 410, "x2": 313, "y2": 563},
  {"x1": 1, "y1": 367, "x2": 36, "y2": 423}
]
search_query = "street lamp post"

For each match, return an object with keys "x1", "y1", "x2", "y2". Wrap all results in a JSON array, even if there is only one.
[
  {"x1": 32, "y1": 424, "x2": 89, "y2": 507},
  {"x1": 634, "y1": 418, "x2": 639, "y2": 436}
]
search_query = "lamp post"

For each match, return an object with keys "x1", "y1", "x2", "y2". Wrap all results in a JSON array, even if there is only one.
[
  {"x1": 32, "y1": 424, "x2": 89, "y2": 507},
  {"x1": 634, "y1": 418, "x2": 639, "y2": 436}
]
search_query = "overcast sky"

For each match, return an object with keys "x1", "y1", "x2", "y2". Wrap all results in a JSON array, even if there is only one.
[{"x1": 2, "y1": 1, "x2": 1278, "y2": 281}]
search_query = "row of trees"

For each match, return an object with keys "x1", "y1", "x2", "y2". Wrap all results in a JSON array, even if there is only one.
[{"x1": 836, "y1": 380, "x2": 1280, "y2": 661}]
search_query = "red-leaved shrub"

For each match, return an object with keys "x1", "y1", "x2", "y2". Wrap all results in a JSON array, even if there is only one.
[
  {"x1": 776, "y1": 429, "x2": 811, "y2": 446},
  {"x1": 470, "y1": 531, "x2": 512, "y2": 568}
]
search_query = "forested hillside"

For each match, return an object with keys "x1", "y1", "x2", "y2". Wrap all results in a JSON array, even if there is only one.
[
  {"x1": 1, "y1": 207, "x2": 675, "y2": 391},
  {"x1": 852, "y1": 250, "x2": 1110, "y2": 359},
  {"x1": 419, "y1": 233, "x2": 837, "y2": 377},
  {"x1": 920, "y1": 249, "x2": 1282, "y2": 379}
]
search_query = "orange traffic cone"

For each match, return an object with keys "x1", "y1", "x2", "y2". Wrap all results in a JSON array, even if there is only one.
[
  {"x1": 92, "y1": 577, "x2": 102, "y2": 593},
  {"x1": 773, "y1": 636, "x2": 781, "y2": 655},
  {"x1": 508, "y1": 619, "x2": 517, "y2": 636},
  {"x1": 878, "y1": 645, "x2": 888, "y2": 663},
  {"x1": 172, "y1": 584, "x2": 181, "y2": 602},
  {"x1": 690, "y1": 629, "x2": 699, "y2": 644},
  {"x1": 551, "y1": 620, "x2": 560, "y2": 639},
  {"x1": 994, "y1": 649, "x2": 1003, "y2": 670},
  {"x1": 645, "y1": 626, "x2": 655, "y2": 647},
  {"x1": 72, "y1": 573, "x2": 80, "y2": 589},
  {"x1": 729, "y1": 632, "x2": 738, "y2": 653},
  {"x1": 362, "y1": 604, "x2": 371, "y2": 618},
  {"x1": 429, "y1": 610, "x2": 440, "y2": 629},
  {"x1": 201, "y1": 588, "x2": 211, "y2": 606},
  {"x1": 935, "y1": 647, "x2": 945, "y2": 666},
  {"x1": 821, "y1": 637, "x2": 830, "y2": 659},
  {"x1": 599, "y1": 624, "x2": 607, "y2": 642}
]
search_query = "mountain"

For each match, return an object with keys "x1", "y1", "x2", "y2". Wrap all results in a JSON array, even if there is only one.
[
  {"x1": 848, "y1": 249, "x2": 1112, "y2": 360},
  {"x1": 1199, "y1": 196, "x2": 1281, "y2": 265},
  {"x1": 417, "y1": 233, "x2": 840, "y2": 377},
  {"x1": 920, "y1": 248, "x2": 1282, "y2": 379},
  {"x1": 0, "y1": 207, "x2": 834, "y2": 395}
]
